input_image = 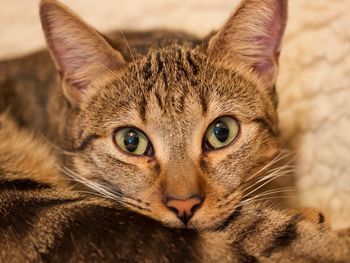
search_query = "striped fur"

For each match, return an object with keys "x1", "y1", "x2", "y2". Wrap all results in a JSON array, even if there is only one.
[
  {"x1": 1, "y1": 0, "x2": 281, "y2": 231},
  {"x1": 1, "y1": 0, "x2": 350, "y2": 261},
  {"x1": 0, "y1": 119, "x2": 349, "y2": 262}
]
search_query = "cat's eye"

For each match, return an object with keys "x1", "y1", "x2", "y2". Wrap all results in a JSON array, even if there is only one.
[
  {"x1": 114, "y1": 128, "x2": 153, "y2": 156},
  {"x1": 204, "y1": 117, "x2": 239, "y2": 151}
]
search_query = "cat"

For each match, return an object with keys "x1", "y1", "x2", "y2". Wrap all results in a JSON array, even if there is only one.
[
  {"x1": 2, "y1": 0, "x2": 283, "y2": 231},
  {"x1": 0, "y1": 115, "x2": 349, "y2": 262},
  {"x1": 0, "y1": 0, "x2": 350, "y2": 262}
]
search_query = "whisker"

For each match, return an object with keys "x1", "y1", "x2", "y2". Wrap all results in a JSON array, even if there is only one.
[
  {"x1": 241, "y1": 168, "x2": 296, "y2": 199},
  {"x1": 59, "y1": 166, "x2": 151, "y2": 212},
  {"x1": 244, "y1": 150, "x2": 295, "y2": 183},
  {"x1": 242, "y1": 188, "x2": 298, "y2": 202},
  {"x1": 61, "y1": 166, "x2": 123, "y2": 198},
  {"x1": 241, "y1": 166, "x2": 296, "y2": 195},
  {"x1": 61, "y1": 166, "x2": 119, "y2": 199},
  {"x1": 241, "y1": 187, "x2": 298, "y2": 203},
  {"x1": 240, "y1": 195, "x2": 297, "y2": 206}
]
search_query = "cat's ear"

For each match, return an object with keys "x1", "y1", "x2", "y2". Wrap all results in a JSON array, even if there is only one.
[
  {"x1": 40, "y1": 0, "x2": 125, "y2": 106},
  {"x1": 208, "y1": 0, "x2": 287, "y2": 88}
]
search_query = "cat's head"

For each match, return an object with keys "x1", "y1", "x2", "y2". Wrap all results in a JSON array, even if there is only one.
[{"x1": 40, "y1": 0, "x2": 287, "y2": 230}]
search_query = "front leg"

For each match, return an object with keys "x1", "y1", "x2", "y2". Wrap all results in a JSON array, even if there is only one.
[{"x1": 200, "y1": 205, "x2": 350, "y2": 262}]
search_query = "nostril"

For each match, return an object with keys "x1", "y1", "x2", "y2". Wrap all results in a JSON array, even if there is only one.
[
  {"x1": 191, "y1": 203, "x2": 202, "y2": 214},
  {"x1": 165, "y1": 196, "x2": 204, "y2": 225},
  {"x1": 168, "y1": 206, "x2": 179, "y2": 216}
]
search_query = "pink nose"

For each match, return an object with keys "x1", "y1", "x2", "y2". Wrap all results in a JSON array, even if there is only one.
[{"x1": 166, "y1": 196, "x2": 203, "y2": 225}]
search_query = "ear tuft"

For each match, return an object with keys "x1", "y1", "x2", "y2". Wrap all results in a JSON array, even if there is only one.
[
  {"x1": 208, "y1": 0, "x2": 288, "y2": 87},
  {"x1": 40, "y1": 0, "x2": 125, "y2": 106}
]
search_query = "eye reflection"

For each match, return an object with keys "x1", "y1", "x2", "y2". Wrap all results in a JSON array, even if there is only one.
[
  {"x1": 114, "y1": 128, "x2": 152, "y2": 156},
  {"x1": 204, "y1": 117, "x2": 239, "y2": 150},
  {"x1": 124, "y1": 130, "x2": 139, "y2": 152}
]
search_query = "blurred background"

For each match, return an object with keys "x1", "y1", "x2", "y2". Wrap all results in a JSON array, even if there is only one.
[{"x1": 0, "y1": 0, "x2": 349, "y2": 228}]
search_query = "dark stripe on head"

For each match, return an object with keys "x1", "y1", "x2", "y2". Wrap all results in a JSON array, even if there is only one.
[
  {"x1": 186, "y1": 51, "x2": 199, "y2": 75},
  {"x1": 199, "y1": 90, "x2": 208, "y2": 113},
  {"x1": 175, "y1": 92, "x2": 186, "y2": 114},
  {"x1": 176, "y1": 49, "x2": 189, "y2": 80},
  {"x1": 139, "y1": 94, "x2": 148, "y2": 122},
  {"x1": 155, "y1": 90, "x2": 164, "y2": 110},
  {"x1": 143, "y1": 54, "x2": 153, "y2": 79},
  {"x1": 162, "y1": 71, "x2": 169, "y2": 89},
  {"x1": 156, "y1": 52, "x2": 164, "y2": 74},
  {"x1": 76, "y1": 134, "x2": 100, "y2": 151}
]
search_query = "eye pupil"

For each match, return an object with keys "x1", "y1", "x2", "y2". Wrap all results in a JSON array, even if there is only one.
[
  {"x1": 124, "y1": 129, "x2": 139, "y2": 152},
  {"x1": 213, "y1": 121, "x2": 229, "y2": 142}
]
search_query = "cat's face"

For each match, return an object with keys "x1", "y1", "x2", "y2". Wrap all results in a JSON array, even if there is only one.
[
  {"x1": 68, "y1": 48, "x2": 279, "y2": 229},
  {"x1": 40, "y1": 0, "x2": 286, "y2": 230}
]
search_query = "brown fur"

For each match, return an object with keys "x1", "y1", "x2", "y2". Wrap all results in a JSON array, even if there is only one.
[
  {"x1": 28, "y1": 0, "x2": 281, "y2": 230},
  {"x1": 0, "y1": 0, "x2": 349, "y2": 261},
  {"x1": 0, "y1": 118, "x2": 349, "y2": 262},
  {"x1": 0, "y1": 113, "x2": 70, "y2": 189}
]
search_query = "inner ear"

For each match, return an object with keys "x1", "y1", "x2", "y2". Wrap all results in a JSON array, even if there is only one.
[
  {"x1": 40, "y1": 0, "x2": 125, "y2": 106},
  {"x1": 208, "y1": 0, "x2": 288, "y2": 88}
]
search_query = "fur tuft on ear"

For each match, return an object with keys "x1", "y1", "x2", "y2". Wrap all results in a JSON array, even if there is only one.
[
  {"x1": 208, "y1": 0, "x2": 287, "y2": 88},
  {"x1": 40, "y1": 0, "x2": 125, "y2": 106}
]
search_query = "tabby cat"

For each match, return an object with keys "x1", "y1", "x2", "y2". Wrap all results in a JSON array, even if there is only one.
[{"x1": 0, "y1": 0, "x2": 349, "y2": 262}]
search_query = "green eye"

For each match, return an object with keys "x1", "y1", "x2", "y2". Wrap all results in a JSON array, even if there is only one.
[
  {"x1": 114, "y1": 128, "x2": 152, "y2": 156},
  {"x1": 204, "y1": 117, "x2": 239, "y2": 150}
]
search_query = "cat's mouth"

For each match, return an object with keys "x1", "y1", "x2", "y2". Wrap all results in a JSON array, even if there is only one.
[{"x1": 152, "y1": 198, "x2": 243, "y2": 231}]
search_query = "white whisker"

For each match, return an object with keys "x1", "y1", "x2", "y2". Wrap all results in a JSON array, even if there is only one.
[
  {"x1": 59, "y1": 166, "x2": 150, "y2": 212},
  {"x1": 241, "y1": 167, "x2": 295, "y2": 199},
  {"x1": 244, "y1": 150, "x2": 294, "y2": 183},
  {"x1": 242, "y1": 166, "x2": 296, "y2": 195}
]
